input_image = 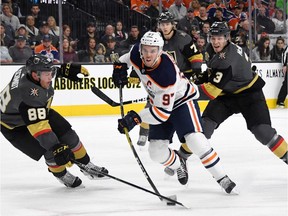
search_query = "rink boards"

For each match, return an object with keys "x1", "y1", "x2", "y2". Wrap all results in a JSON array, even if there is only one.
[{"x1": 0, "y1": 63, "x2": 286, "y2": 116}]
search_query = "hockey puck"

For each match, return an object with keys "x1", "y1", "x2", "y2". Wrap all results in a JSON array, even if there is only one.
[
  {"x1": 166, "y1": 195, "x2": 177, "y2": 206},
  {"x1": 167, "y1": 202, "x2": 176, "y2": 206}
]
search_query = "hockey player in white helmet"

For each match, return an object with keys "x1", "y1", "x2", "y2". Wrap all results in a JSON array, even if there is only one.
[
  {"x1": 136, "y1": 11, "x2": 204, "y2": 147},
  {"x1": 111, "y1": 31, "x2": 238, "y2": 194}
]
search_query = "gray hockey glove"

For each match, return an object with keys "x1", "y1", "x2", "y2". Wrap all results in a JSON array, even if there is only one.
[
  {"x1": 118, "y1": 110, "x2": 141, "y2": 134},
  {"x1": 57, "y1": 63, "x2": 89, "y2": 82}
]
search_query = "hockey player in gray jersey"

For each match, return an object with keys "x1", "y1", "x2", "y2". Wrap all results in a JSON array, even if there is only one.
[
  {"x1": 0, "y1": 55, "x2": 109, "y2": 188},
  {"x1": 112, "y1": 31, "x2": 238, "y2": 194},
  {"x1": 168, "y1": 22, "x2": 288, "y2": 173}
]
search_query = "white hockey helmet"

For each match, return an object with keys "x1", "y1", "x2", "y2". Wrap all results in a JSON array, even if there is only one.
[{"x1": 140, "y1": 31, "x2": 164, "y2": 51}]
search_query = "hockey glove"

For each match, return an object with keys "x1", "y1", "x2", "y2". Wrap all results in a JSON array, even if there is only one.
[
  {"x1": 118, "y1": 110, "x2": 142, "y2": 134},
  {"x1": 57, "y1": 63, "x2": 89, "y2": 82},
  {"x1": 194, "y1": 69, "x2": 209, "y2": 84},
  {"x1": 51, "y1": 144, "x2": 75, "y2": 167},
  {"x1": 128, "y1": 67, "x2": 140, "y2": 84},
  {"x1": 112, "y1": 62, "x2": 128, "y2": 88}
]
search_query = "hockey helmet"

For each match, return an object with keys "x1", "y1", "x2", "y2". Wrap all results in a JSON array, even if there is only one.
[
  {"x1": 139, "y1": 31, "x2": 164, "y2": 67},
  {"x1": 26, "y1": 54, "x2": 56, "y2": 77},
  {"x1": 140, "y1": 31, "x2": 164, "y2": 48},
  {"x1": 209, "y1": 22, "x2": 230, "y2": 37},
  {"x1": 158, "y1": 11, "x2": 175, "y2": 23}
]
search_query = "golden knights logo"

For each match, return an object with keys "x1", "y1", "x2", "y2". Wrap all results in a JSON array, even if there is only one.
[
  {"x1": 30, "y1": 88, "x2": 39, "y2": 96},
  {"x1": 219, "y1": 52, "x2": 226, "y2": 59}
]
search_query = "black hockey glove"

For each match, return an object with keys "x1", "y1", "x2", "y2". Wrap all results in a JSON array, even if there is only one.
[
  {"x1": 57, "y1": 63, "x2": 89, "y2": 82},
  {"x1": 194, "y1": 69, "x2": 209, "y2": 84},
  {"x1": 112, "y1": 62, "x2": 128, "y2": 88},
  {"x1": 118, "y1": 110, "x2": 142, "y2": 134},
  {"x1": 51, "y1": 144, "x2": 75, "y2": 167}
]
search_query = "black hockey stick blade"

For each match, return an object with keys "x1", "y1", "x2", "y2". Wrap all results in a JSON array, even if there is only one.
[
  {"x1": 91, "y1": 86, "x2": 120, "y2": 107},
  {"x1": 91, "y1": 86, "x2": 147, "y2": 107},
  {"x1": 73, "y1": 160, "x2": 189, "y2": 208}
]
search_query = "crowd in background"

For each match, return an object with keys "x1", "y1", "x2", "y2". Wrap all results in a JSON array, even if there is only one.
[{"x1": 0, "y1": 0, "x2": 287, "y2": 64}]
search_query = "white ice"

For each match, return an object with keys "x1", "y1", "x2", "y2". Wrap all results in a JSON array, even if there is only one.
[{"x1": 1, "y1": 109, "x2": 287, "y2": 216}]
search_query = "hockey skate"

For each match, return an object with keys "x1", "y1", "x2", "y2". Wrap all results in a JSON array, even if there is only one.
[
  {"x1": 56, "y1": 171, "x2": 82, "y2": 188},
  {"x1": 137, "y1": 135, "x2": 148, "y2": 146},
  {"x1": 217, "y1": 175, "x2": 239, "y2": 195},
  {"x1": 176, "y1": 153, "x2": 188, "y2": 185},
  {"x1": 79, "y1": 162, "x2": 109, "y2": 180},
  {"x1": 276, "y1": 102, "x2": 285, "y2": 109}
]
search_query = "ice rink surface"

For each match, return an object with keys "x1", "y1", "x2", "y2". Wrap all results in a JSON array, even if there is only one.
[{"x1": 1, "y1": 109, "x2": 287, "y2": 216}]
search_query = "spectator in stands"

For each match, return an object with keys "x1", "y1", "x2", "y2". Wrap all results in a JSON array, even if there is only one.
[
  {"x1": 29, "y1": 4, "x2": 44, "y2": 28},
  {"x1": 177, "y1": 7, "x2": 200, "y2": 34},
  {"x1": 119, "y1": 25, "x2": 141, "y2": 55},
  {"x1": 268, "y1": 0, "x2": 277, "y2": 18},
  {"x1": 145, "y1": 0, "x2": 163, "y2": 31},
  {"x1": 206, "y1": 0, "x2": 227, "y2": 19},
  {"x1": 201, "y1": 21, "x2": 210, "y2": 44},
  {"x1": 276, "y1": 0, "x2": 288, "y2": 14},
  {"x1": 251, "y1": 36, "x2": 271, "y2": 61},
  {"x1": 34, "y1": 34, "x2": 60, "y2": 63},
  {"x1": 0, "y1": 40, "x2": 13, "y2": 63},
  {"x1": 168, "y1": 0, "x2": 187, "y2": 22},
  {"x1": 276, "y1": 43, "x2": 287, "y2": 108},
  {"x1": 270, "y1": 36, "x2": 285, "y2": 62},
  {"x1": 62, "y1": 24, "x2": 78, "y2": 51},
  {"x1": 15, "y1": 24, "x2": 35, "y2": 50},
  {"x1": 0, "y1": 22, "x2": 14, "y2": 48},
  {"x1": 195, "y1": 5, "x2": 211, "y2": 30},
  {"x1": 190, "y1": 25, "x2": 200, "y2": 43},
  {"x1": 113, "y1": 20, "x2": 128, "y2": 43},
  {"x1": 79, "y1": 22, "x2": 99, "y2": 51},
  {"x1": 271, "y1": 9, "x2": 286, "y2": 34},
  {"x1": 188, "y1": 0, "x2": 200, "y2": 16},
  {"x1": 237, "y1": 19, "x2": 256, "y2": 46},
  {"x1": 233, "y1": 32, "x2": 249, "y2": 56},
  {"x1": 15, "y1": 24, "x2": 29, "y2": 39},
  {"x1": 78, "y1": 38, "x2": 98, "y2": 63},
  {"x1": 209, "y1": 7, "x2": 227, "y2": 25},
  {"x1": 105, "y1": 36, "x2": 122, "y2": 62},
  {"x1": 47, "y1": 16, "x2": 60, "y2": 37},
  {"x1": 197, "y1": 34, "x2": 207, "y2": 53},
  {"x1": 161, "y1": 0, "x2": 174, "y2": 11},
  {"x1": 130, "y1": 0, "x2": 150, "y2": 13},
  {"x1": 0, "y1": 3, "x2": 20, "y2": 32},
  {"x1": 62, "y1": 38, "x2": 79, "y2": 63},
  {"x1": 2, "y1": 0, "x2": 23, "y2": 18},
  {"x1": 183, "y1": 0, "x2": 193, "y2": 8},
  {"x1": 256, "y1": 5, "x2": 275, "y2": 34},
  {"x1": 101, "y1": 24, "x2": 115, "y2": 45},
  {"x1": 94, "y1": 43, "x2": 106, "y2": 63},
  {"x1": 25, "y1": 15, "x2": 39, "y2": 48},
  {"x1": 35, "y1": 21, "x2": 59, "y2": 48},
  {"x1": 8, "y1": 35, "x2": 32, "y2": 63}
]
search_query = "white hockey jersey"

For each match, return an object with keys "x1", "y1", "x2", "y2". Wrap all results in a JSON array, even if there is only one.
[{"x1": 119, "y1": 43, "x2": 199, "y2": 125}]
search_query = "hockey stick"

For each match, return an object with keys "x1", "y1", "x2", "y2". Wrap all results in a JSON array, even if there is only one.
[
  {"x1": 91, "y1": 86, "x2": 147, "y2": 107},
  {"x1": 73, "y1": 160, "x2": 188, "y2": 208},
  {"x1": 118, "y1": 85, "x2": 180, "y2": 207}
]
